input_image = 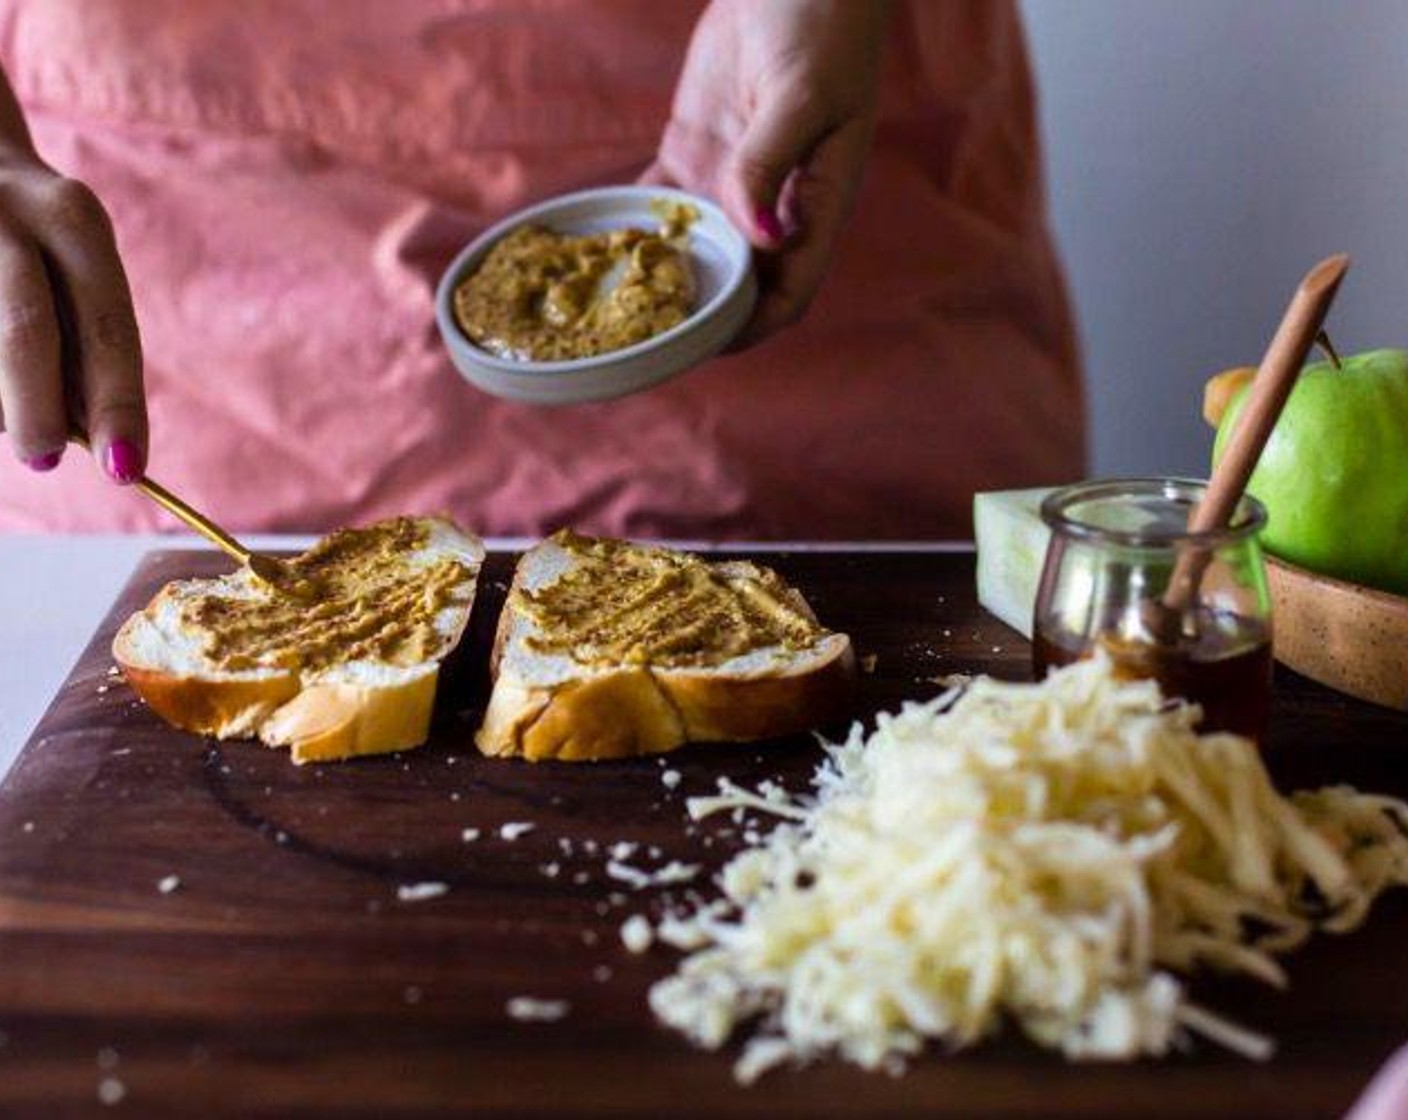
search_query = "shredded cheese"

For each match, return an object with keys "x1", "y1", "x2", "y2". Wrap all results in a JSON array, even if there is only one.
[{"x1": 650, "y1": 656, "x2": 1408, "y2": 1082}]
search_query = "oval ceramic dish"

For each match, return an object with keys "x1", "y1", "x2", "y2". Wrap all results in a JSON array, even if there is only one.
[
  {"x1": 1267, "y1": 555, "x2": 1408, "y2": 710},
  {"x1": 435, "y1": 186, "x2": 756, "y2": 406}
]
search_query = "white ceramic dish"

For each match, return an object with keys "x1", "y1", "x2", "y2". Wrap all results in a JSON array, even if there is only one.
[{"x1": 435, "y1": 186, "x2": 757, "y2": 406}]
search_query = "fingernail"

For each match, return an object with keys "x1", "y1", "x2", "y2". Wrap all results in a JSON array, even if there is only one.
[
  {"x1": 754, "y1": 205, "x2": 785, "y2": 244},
  {"x1": 105, "y1": 439, "x2": 143, "y2": 484},
  {"x1": 23, "y1": 450, "x2": 63, "y2": 472}
]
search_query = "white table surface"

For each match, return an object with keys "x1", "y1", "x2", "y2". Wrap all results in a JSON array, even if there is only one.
[{"x1": 0, "y1": 535, "x2": 970, "y2": 783}]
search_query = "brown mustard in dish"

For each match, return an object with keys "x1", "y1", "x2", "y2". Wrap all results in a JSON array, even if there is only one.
[
  {"x1": 515, "y1": 531, "x2": 826, "y2": 669},
  {"x1": 453, "y1": 206, "x2": 696, "y2": 362},
  {"x1": 183, "y1": 518, "x2": 467, "y2": 673}
]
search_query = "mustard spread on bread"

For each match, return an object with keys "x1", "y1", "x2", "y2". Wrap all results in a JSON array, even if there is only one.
[
  {"x1": 515, "y1": 531, "x2": 825, "y2": 669},
  {"x1": 453, "y1": 207, "x2": 695, "y2": 362},
  {"x1": 182, "y1": 518, "x2": 468, "y2": 673},
  {"x1": 113, "y1": 516, "x2": 485, "y2": 764},
  {"x1": 476, "y1": 533, "x2": 854, "y2": 762}
]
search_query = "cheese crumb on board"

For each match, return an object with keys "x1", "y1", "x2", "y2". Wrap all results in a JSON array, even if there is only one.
[
  {"x1": 97, "y1": 1077, "x2": 126, "y2": 1106},
  {"x1": 651, "y1": 656, "x2": 1408, "y2": 1083},
  {"x1": 620, "y1": 914, "x2": 654, "y2": 954},
  {"x1": 396, "y1": 881, "x2": 449, "y2": 903},
  {"x1": 500, "y1": 822, "x2": 536, "y2": 841},
  {"x1": 156, "y1": 875, "x2": 181, "y2": 895},
  {"x1": 506, "y1": 996, "x2": 570, "y2": 1022},
  {"x1": 607, "y1": 859, "x2": 701, "y2": 890}
]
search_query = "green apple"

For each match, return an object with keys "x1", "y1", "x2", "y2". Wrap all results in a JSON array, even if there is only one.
[{"x1": 1212, "y1": 348, "x2": 1408, "y2": 595}]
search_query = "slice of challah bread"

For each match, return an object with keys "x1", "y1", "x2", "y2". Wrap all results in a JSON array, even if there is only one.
[
  {"x1": 477, "y1": 531, "x2": 856, "y2": 762},
  {"x1": 114, "y1": 516, "x2": 484, "y2": 764}
]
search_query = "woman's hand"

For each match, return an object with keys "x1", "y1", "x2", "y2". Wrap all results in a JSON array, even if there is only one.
[
  {"x1": 643, "y1": 0, "x2": 891, "y2": 348},
  {"x1": 0, "y1": 76, "x2": 144, "y2": 480}
]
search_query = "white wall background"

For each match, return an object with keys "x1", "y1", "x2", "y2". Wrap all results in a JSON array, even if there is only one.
[{"x1": 1022, "y1": 0, "x2": 1408, "y2": 477}]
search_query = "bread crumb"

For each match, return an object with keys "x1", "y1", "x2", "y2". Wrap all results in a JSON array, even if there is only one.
[
  {"x1": 582, "y1": 929, "x2": 599, "y2": 946},
  {"x1": 661, "y1": 769, "x2": 682, "y2": 790},
  {"x1": 461, "y1": 827, "x2": 481, "y2": 842},
  {"x1": 506, "y1": 996, "x2": 570, "y2": 1022},
  {"x1": 609, "y1": 841, "x2": 639, "y2": 861},
  {"x1": 620, "y1": 914, "x2": 654, "y2": 953},
  {"x1": 157, "y1": 875, "x2": 181, "y2": 894},
  {"x1": 540, "y1": 862, "x2": 561, "y2": 878},
  {"x1": 449, "y1": 792, "x2": 462, "y2": 802},
  {"x1": 396, "y1": 881, "x2": 449, "y2": 903},
  {"x1": 573, "y1": 870, "x2": 591, "y2": 885},
  {"x1": 860, "y1": 654, "x2": 878, "y2": 674},
  {"x1": 97, "y1": 1078, "x2": 126, "y2": 1106},
  {"x1": 500, "y1": 822, "x2": 536, "y2": 841},
  {"x1": 21, "y1": 821, "x2": 34, "y2": 834},
  {"x1": 593, "y1": 965, "x2": 614, "y2": 982}
]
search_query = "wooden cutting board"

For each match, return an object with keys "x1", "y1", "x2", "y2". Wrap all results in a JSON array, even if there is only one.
[{"x1": 2, "y1": 549, "x2": 1406, "y2": 1119}]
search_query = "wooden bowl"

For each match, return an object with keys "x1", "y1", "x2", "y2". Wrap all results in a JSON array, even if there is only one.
[{"x1": 1267, "y1": 555, "x2": 1408, "y2": 709}]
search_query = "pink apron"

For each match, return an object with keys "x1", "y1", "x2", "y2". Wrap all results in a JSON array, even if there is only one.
[{"x1": 0, "y1": 0, "x2": 1084, "y2": 539}]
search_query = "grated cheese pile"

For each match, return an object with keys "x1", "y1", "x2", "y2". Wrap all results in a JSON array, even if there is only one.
[{"x1": 648, "y1": 656, "x2": 1408, "y2": 1083}]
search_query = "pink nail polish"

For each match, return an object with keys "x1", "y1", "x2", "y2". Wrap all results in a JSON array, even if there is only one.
[
  {"x1": 23, "y1": 450, "x2": 63, "y2": 472},
  {"x1": 105, "y1": 438, "x2": 143, "y2": 484},
  {"x1": 754, "y1": 205, "x2": 785, "y2": 244}
]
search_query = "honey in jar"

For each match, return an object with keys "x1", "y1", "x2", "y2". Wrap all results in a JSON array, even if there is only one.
[{"x1": 1033, "y1": 479, "x2": 1273, "y2": 742}]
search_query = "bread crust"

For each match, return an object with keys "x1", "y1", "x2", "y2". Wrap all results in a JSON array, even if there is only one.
[
  {"x1": 112, "y1": 517, "x2": 483, "y2": 763},
  {"x1": 475, "y1": 539, "x2": 857, "y2": 762}
]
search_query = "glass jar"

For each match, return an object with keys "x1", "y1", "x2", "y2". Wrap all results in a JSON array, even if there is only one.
[{"x1": 1033, "y1": 478, "x2": 1273, "y2": 741}]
